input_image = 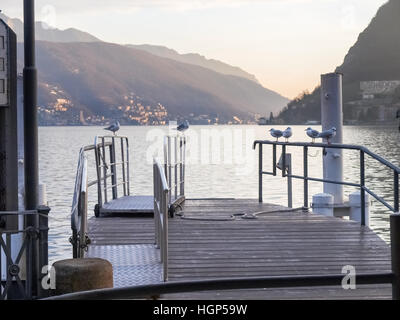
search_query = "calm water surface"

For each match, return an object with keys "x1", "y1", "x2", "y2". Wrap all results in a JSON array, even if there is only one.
[{"x1": 39, "y1": 125, "x2": 400, "y2": 263}]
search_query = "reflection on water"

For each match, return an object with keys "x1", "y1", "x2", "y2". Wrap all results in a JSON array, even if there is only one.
[{"x1": 39, "y1": 125, "x2": 400, "y2": 262}]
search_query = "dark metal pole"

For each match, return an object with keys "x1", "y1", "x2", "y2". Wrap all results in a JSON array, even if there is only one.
[
  {"x1": 390, "y1": 213, "x2": 400, "y2": 300},
  {"x1": 23, "y1": 0, "x2": 39, "y2": 297},
  {"x1": 394, "y1": 171, "x2": 399, "y2": 213},
  {"x1": 281, "y1": 145, "x2": 286, "y2": 178},
  {"x1": 258, "y1": 144, "x2": 263, "y2": 203},
  {"x1": 360, "y1": 150, "x2": 366, "y2": 226},
  {"x1": 272, "y1": 144, "x2": 276, "y2": 176}
]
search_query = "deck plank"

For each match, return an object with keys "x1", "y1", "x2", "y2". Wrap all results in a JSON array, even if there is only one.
[{"x1": 87, "y1": 199, "x2": 392, "y2": 300}]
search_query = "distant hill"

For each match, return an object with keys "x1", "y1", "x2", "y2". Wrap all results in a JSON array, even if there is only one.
[
  {"x1": 0, "y1": 12, "x2": 261, "y2": 84},
  {"x1": 1, "y1": 12, "x2": 289, "y2": 124},
  {"x1": 0, "y1": 13, "x2": 101, "y2": 43},
  {"x1": 278, "y1": 0, "x2": 400, "y2": 124},
  {"x1": 16, "y1": 41, "x2": 289, "y2": 125},
  {"x1": 128, "y1": 44, "x2": 260, "y2": 84},
  {"x1": 335, "y1": 0, "x2": 400, "y2": 100}
]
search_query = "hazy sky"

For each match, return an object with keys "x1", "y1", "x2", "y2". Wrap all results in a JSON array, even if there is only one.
[{"x1": 1, "y1": 0, "x2": 388, "y2": 98}]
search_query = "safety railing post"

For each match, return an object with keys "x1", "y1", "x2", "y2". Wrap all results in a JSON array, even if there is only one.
[
  {"x1": 179, "y1": 137, "x2": 183, "y2": 196},
  {"x1": 390, "y1": 213, "x2": 400, "y2": 300},
  {"x1": 394, "y1": 172, "x2": 399, "y2": 213},
  {"x1": 272, "y1": 144, "x2": 277, "y2": 176},
  {"x1": 281, "y1": 145, "x2": 286, "y2": 178},
  {"x1": 360, "y1": 150, "x2": 366, "y2": 226},
  {"x1": 287, "y1": 154, "x2": 293, "y2": 208},
  {"x1": 258, "y1": 143, "x2": 263, "y2": 203},
  {"x1": 182, "y1": 137, "x2": 186, "y2": 195},
  {"x1": 168, "y1": 137, "x2": 172, "y2": 204},
  {"x1": 303, "y1": 146, "x2": 308, "y2": 209},
  {"x1": 163, "y1": 189, "x2": 168, "y2": 282},
  {"x1": 125, "y1": 138, "x2": 131, "y2": 196},
  {"x1": 94, "y1": 147, "x2": 102, "y2": 208},
  {"x1": 153, "y1": 163, "x2": 159, "y2": 248},
  {"x1": 120, "y1": 138, "x2": 127, "y2": 196},
  {"x1": 174, "y1": 136, "x2": 178, "y2": 200},
  {"x1": 110, "y1": 138, "x2": 118, "y2": 200}
]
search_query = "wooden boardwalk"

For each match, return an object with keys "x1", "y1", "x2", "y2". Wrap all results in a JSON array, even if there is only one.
[{"x1": 87, "y1": 199, "x2": 392, "y2": 299}]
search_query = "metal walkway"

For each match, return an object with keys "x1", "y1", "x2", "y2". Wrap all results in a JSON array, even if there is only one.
[
  {"x1": 87, "y1": 244, "x2": 162, "y2": 287},
  {"x1": 100, "y1": 196, "x2": 154, "y2": 214}
]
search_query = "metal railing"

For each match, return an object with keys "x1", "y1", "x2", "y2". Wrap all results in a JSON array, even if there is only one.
[
  {"x1": 94, "y1": 135, "x2": 130, "y2": 213},
  {"x1": 0, "y1": 207, "x2": 49, "y2": 300},
  {"x1": 70, "y1": 147, "x2": 89, "y2": 258},
  {"x1": 153, "y1": 160, "x2": 169, "y2": 282},
  {"x1": 71, "y1": 136, "x2": 130, "y2": 258},
  {"x1": 253, "y1": 140, "x2": 400, "y2": 226},
  {"x1": 164, "y1": 135, "x2": 186, "y2": 211},
  {"x1": 55, "y1": 139, "x2": 400, "y2": 300}
]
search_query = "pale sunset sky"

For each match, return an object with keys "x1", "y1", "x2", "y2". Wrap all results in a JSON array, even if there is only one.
[{"x1": 1, "y1": 0, "x2": 388, "y2": 99}]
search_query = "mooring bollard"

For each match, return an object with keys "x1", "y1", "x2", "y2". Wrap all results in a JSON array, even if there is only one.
[
  {"x1": 52, "y1": 258, "x2": 113, "y2": 296},
  {"x1": 390, "y1": 213, "x2": 400, "y2": 300},
  {"x1": 349, "y1": 191, "x2": 370, "y2": 226},
  {"x1": 312, "y1": 193, "x2": 334, "y2": 216}
]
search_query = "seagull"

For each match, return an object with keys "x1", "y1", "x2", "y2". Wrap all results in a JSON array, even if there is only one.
[
  {"x1": 177, "y1": 120, "x2": 189, "y2": 132},
  {"x1": 318, "y1": 127, "x2": 337, "y2": 144},
  {"x1": 269, "y1": 128, "x2": 283, "y2": 141},
  {"x1": 282, "y1": 127, "x2": 292, "y2": 142},
  {"x1": 305, "y1": 127, "x2": 320, "y2": 143},
  {"x1": 104, "y1": 121, "x2": 120, "y2": 135}
]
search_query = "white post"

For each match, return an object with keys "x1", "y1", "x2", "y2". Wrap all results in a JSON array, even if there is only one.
[
  {"x1": 349, "y1": 191, "x2": 370, "y2": 226},
  {"x1": 39, "y1": 184, "x2": 48, "y2": 206},
  {"x1": 321, "y1": 73, "x2": 344, "y2": 204},
  {"x1": 312, "y1": 193, "x2": 334, "y2": 216}
]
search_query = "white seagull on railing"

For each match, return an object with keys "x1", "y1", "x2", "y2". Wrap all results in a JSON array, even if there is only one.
[
  {"x1": 177, "y1": 120, "x2": 189, "y2": 132},
  {"x1": 269, "y1": 128, "x2": 283, "y2": 141},
  {"x1": 305, "y1": 127, "x2": 320, "y2": 143},
  {"x1": 318, "y1": 127, "x2": 337, "y2": 144},
  {"x1": 282, "y1": 127, "x2": 292, "y2": 142},
  {"x1": 104, "y1": 121, "x2": 120, "y2": 135}
]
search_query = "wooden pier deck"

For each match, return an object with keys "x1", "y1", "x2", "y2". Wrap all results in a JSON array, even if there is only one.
[{"x1": 87, "y1": 199, "x2": 392, "y2": 299}]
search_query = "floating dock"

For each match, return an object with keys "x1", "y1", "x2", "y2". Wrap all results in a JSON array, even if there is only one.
[{"x1": 86, "y1": 198, "x2": 391, "y2": 299}]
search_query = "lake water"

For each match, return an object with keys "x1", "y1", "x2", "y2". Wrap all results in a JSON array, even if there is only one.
[{"x1": 38, "y1": 125, "x2": 400, "y2": 263}]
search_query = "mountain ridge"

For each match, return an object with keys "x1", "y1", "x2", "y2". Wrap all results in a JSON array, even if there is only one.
[
  {"x1": 0, "y1": 12, "x2": 101, "y2": 43},
  {"x1": 17, "y1": 41, "x2": 289, "y2": 125},
  {"x1": 277, "y1": 0, "x2": 400, "y2": 124},
  {"x1": 127, "y1": 44, "x2": 260, "y2": 84}
]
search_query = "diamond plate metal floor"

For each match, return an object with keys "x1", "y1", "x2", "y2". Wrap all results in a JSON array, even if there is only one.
[
  {"x1": 87, "y1": 244, "x2": 162, "y2": 287},
  {"x1": 101, "y1": 195, "x2": 154, "y2": 214}
]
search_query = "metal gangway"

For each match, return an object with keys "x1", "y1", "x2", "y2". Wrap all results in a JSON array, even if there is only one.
[{"x1": 70, "y1": 134, "x2": 186, "y2": 262}]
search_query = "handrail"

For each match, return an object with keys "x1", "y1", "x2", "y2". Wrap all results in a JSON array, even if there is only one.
[
  {"x1": 45, "y1": 272, "x2": 394, "y2": 300},
  {"x1": 71, "y1": 136, "x2": 131, "y2": 257},
  {"x1": 253, "y1": 140, "x2": 400, "y2": 225},
  {"x1": 70, "y1": 148, "x2": 89, "y2": 258},
  {"x1": 164, "y1": 134, "x2": 186, "y2": 209},
  {"x1": 253, "y1": 140, "x2": 400, "y2": 173},
  {"x1": 94, "y1": 135, "x2": 130, "y2": 211},
  {"x1": 153, "y1": 160, "x2": 169, "y2": 281}
]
